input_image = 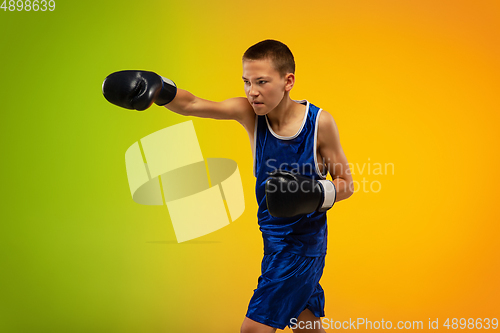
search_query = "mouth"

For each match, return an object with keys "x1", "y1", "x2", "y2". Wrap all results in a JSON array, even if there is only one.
[{"x1": 252, "y1": 101, "x2": 264, "y2": 106}]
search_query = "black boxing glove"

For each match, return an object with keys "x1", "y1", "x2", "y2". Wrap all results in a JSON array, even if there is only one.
[
  {"x1": 102, "y1": 70, "x2": 177, "y2": 111},
  {"x1": 265, "y1": 170, "x2": 336, "y2": 218}
]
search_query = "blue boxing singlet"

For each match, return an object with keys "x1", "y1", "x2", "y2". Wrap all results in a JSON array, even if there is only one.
[{"x1": 253, "y1": 100, "x2": 329, "y2": 257}]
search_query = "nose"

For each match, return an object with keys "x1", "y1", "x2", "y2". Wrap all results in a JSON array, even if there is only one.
[{"x1": 248, "y1": 84, "x2": 259, "y2": 97}]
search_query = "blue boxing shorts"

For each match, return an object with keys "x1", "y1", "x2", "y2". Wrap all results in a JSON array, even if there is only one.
[{"x1": 245, "y1": 251, "x2": 326, "y2": 329}]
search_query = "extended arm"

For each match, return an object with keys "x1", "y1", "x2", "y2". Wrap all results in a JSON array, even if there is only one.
[
  {"x1": 102, "y1": 70, "x2": 255, "y2": 130},
  {"x1": 165, "y1": 88, "x2": 252, "y2": 125}
]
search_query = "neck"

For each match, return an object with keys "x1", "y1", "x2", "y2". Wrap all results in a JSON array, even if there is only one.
[{"x1": 266, "y1": 93, "x2": 303, "y2": 128}]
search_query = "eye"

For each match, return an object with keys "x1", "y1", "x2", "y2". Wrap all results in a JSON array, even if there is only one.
[
  {"x1": 243, "y1": 80, "x2": 250, "y2": 85},
  {"x1": 258, "y1": 80, "x2": 267, "y2": 84}
]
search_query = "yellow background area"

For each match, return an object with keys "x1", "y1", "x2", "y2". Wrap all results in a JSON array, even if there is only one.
[{"x1": 1, "y1": 0, "x2": 498, "y2": 332}]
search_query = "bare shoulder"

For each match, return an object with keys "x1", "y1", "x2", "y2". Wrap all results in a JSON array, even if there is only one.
[{"x1": 317, "y1": 109, "x2": 339, "y2": 145}]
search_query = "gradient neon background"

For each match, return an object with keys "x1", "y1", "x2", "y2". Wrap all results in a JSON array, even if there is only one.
[{"x1": 1, "y1": 0, "x2": 499, "y2": 332}]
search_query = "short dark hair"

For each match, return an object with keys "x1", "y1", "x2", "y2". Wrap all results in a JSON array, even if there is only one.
[{"x1": 243, "y1": 39, "x2": 295, "y2": 77}]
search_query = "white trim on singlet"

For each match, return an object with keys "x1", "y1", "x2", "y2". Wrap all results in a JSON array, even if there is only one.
[
  {"x1": 255, "y1": 100, "x2": 327, "y2": 179},
  {"x1": 265, "y1": 100, "x2": 309, "y2": 140},
  {"x1": 314, "y1": 109, "x2": 328, "y2": 180},
  {"x1": 253, "y1": 114, "x2": 258, "y2": 177}
]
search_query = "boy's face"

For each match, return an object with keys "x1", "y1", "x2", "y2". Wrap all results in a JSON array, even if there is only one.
[{"x1": 242, "y1": 59, "x2": 293, "y2": 115}]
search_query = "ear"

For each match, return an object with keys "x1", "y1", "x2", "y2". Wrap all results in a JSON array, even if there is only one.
[{"x1": 284, "y1": 73, "x2": 295, "y2": 92}]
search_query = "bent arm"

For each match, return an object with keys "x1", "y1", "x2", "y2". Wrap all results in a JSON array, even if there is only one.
[{"x1": 318, "y1": 110, "x2": 354, "y2": 202}]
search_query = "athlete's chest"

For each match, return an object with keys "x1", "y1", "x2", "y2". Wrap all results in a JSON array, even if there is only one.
[{"x1": 248, "y1": 118, "x2": 327, "y2": 176}]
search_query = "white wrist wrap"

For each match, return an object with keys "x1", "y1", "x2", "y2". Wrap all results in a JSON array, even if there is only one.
[
  {"x1": 161, "y1": 76, "x2": 176, "y2": 88},
  {"x1": 317, "y1": 180, "x2": 336, "y2": 212}
]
